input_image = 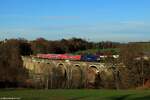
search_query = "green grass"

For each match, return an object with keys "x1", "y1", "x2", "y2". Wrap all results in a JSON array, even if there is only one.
[
  {"x1": 75, "y1": 48, "x2": 119, "y2": 55},
  {"x1": 0, "y1": 89, "x2": 150, "y2": 100}
]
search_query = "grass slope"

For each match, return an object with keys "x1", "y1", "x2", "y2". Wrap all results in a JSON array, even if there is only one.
[
  {"x1": 75, "y1": 48, "x2": 119, "y2": 55},
  {"x1": 0, "y1": 89, "x2": 150, "y2": 100}
]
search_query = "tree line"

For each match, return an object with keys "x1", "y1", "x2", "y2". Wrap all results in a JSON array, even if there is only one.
[{"x1": 0, "y1": 38, "x2": 149, "y2": 89}]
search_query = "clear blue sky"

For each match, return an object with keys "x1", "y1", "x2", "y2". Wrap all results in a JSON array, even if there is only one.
[{"x1": 0, "y1": 0, "x2": 150, "y2": 42}]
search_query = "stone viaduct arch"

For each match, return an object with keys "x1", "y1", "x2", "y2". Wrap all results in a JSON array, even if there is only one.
[
  {"x1": 86, "y1": 65, "x2": 100, "y2": 88},
  {"x1": 52, "y1": 63, "x2": 67, "y2": 88},
  {"x1": 70, "y1": 64, "x2": 83, "y2": 88}
]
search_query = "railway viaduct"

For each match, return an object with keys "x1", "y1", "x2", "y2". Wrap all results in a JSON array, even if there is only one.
[{"x1": 22, "y1": 56, "x2": 121, "y2": 89}]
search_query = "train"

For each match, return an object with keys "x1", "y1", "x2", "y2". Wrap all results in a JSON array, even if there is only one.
[{"x1": 36, "y1": 54, "x2": 119, "y2": 62}]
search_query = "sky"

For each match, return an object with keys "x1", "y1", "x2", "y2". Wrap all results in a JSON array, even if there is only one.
[{"x1": 0, "y1": 0, "x2": 150, "y2": 42}]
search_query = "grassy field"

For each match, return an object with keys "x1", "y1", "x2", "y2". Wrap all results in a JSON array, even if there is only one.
[
  {"x1": 74, "y1": 48, "x2": 119, "y2": 55},
  {"x1": 0, "y1": 89, "x2": 150, "y2": 100}
]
